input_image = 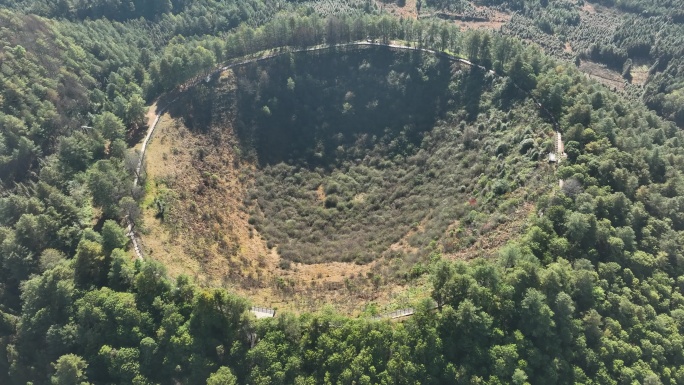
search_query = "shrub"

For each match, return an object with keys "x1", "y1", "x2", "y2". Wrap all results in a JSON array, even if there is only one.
[
  {"x1": 324, "y1": 195, "x2": 338, "y2": 208},
  {"x1": 493, "y1": 180, "x2": 508, "y2": 195},
  {"x1": 278, "y1": 259, "x2": 292, "y2": 270},
  {"x1": 519, "y1": 138, "x2": 535, "y2": 154}
]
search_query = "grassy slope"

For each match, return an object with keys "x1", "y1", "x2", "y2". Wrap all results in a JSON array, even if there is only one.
[{"x1": 141, "y1": 47, "x2": 556, "y2": 313}]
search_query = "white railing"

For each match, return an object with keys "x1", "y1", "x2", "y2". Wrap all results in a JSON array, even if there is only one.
[
  {"x1": 371, "y1": 308, "x2": 415, "y2": 320},
  {"x1": 251, "y1": 307, "x2": 276, "y2": 318}
]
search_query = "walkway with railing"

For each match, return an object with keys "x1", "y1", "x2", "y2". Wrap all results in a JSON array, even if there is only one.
[
  {"x1": 371, "y1": 308, "x2": 415, "y2": 321},
  {"x1": 251, "y1": 307, "x2": 276, "y2": 319}
]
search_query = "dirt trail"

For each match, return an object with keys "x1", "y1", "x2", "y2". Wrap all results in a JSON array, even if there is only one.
[{"x1": 126, "y1": 100, "x2": 170, "y2": 260}]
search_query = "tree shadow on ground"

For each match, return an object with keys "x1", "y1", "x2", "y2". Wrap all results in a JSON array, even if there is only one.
[{"x1": 230, "y1": 47, "x2": 454, "y2": 169}]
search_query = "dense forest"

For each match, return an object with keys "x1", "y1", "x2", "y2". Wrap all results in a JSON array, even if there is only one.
[
  {"x1": 0, "y1": 0, "x2": 684, "y2": 383},
  {"x1": 421, "y1": 0, "x2": 684, "y2": 127}
]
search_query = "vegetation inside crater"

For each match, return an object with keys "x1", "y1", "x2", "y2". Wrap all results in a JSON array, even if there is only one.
[{"x1": 1, "y1": 0, "x2": 684, "y2": 384}]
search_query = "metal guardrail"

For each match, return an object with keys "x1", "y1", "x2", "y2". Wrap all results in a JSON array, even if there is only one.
[
  {"x1": 371, "y1": 308, "x2": 415, "y2": 321},
  {"x1": 251, "y1": 307, "x2": 276, "y2": 318},
  {"x1": 128, "y1": 96, "x2": 179, "y2": 261}
]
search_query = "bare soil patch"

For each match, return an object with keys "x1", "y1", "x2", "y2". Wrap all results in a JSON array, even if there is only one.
[
  {"x1": 564, "y1": 42, "x2": 573, "y2": 54},
  {"x1": 455, "y1": 8, "x2": 510, "y2": 31},
  {"x1": 378, "y1": 0, "x2": 419, "y2": 19},
  {"x1": 140, "y1": 70, "x2": 424, "y2": 314},
  {"x1": 581, "y1": 2, "x2": 596, "y2": 14},
  {"x1": 579, "y1": 59, "x2": 626, "y2": 91},
  {"x1": 630, "y1": 62, "x2": 651, "y2": 86}
]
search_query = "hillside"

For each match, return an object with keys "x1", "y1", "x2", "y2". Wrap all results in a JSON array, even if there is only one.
[
  {"x1": 142, "y1": 45, "x2": 553, "y2": 312},
  {"x1": 397, "y1": 0, "x2": 684, "y2": 127},
  {"x1": 0, "y1": 0, "x2": 683, "y2": 384}
]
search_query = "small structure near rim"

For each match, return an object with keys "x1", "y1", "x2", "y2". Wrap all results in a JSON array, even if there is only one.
[
  {"x1": 251, "y1": 306, "x2": 276, "y2": 319},
  {"x1": 371, "y1": 308, "x2": 415, "y2": 321},
  {"x1": 548, "y1": 153, "x2": 557, "y2": 163}
]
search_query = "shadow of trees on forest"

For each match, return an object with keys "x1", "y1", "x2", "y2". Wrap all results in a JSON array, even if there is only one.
[{"x1": 172, "y1": 47, "x2": 456, "y2": 169}]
